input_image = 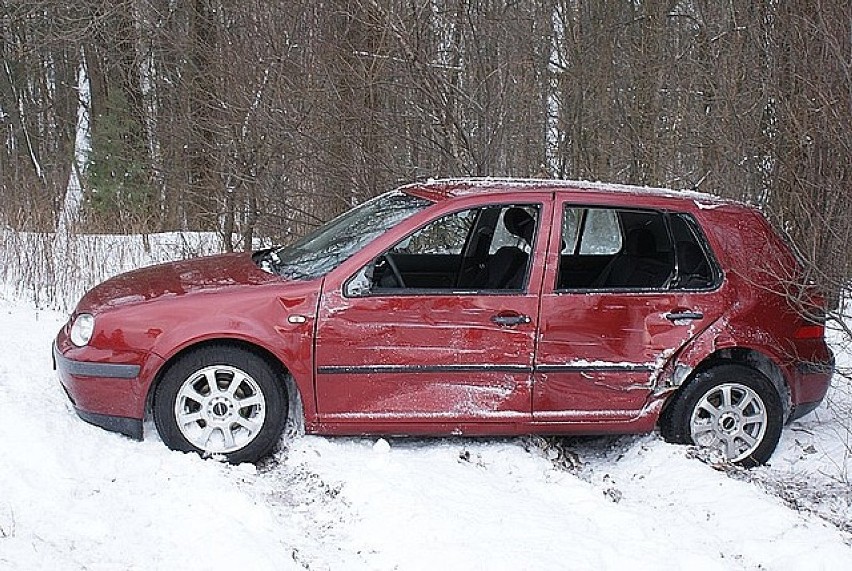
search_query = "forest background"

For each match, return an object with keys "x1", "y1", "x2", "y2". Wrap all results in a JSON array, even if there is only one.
[{"x1": 0, "y1": 0, "x2": 849, "y2": 308}]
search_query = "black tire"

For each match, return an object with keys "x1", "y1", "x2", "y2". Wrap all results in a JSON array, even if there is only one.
[
  {"x1": 659, "y1": 363, "x2": 783, "y2": 468},
  {"x1": 154, "y1": 344, "x2": 288, "y2": 464}
]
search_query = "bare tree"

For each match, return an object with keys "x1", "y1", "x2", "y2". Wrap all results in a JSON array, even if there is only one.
[{"x1": 0, "y1": 0, "x2": 848, "y2": 302}]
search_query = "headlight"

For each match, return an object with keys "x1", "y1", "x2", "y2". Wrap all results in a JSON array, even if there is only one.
[{"x1": 70, "y1": 313, "x2": 95, "y2": 347}]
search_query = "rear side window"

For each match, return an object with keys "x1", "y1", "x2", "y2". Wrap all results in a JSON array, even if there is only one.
[
  {"x1": 557, "y1": 207, "x2": 716, "y2": 291},
  {"x1": 562, "y1": 208, "x2": 622, "y2": 255},
  {"x1": 668, "y1": 214, "x2": 716, "y2": 289}
]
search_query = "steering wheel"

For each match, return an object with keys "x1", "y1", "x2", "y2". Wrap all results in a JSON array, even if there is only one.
[{"x1": 383, "y1": 253, "x2": 406, "y2": 288}]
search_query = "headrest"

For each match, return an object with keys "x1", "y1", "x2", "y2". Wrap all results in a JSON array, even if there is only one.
[{"x1": 504, "y1": 208, "x2": 535, "y2": 243}]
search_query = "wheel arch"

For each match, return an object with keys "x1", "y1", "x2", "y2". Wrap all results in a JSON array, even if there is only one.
[
  {"x1": 144, "y1": 337, "x2": 306, "y2": 435},
  {"x1": 661, "y1": 346, "x2": 792, "y2": 425}
]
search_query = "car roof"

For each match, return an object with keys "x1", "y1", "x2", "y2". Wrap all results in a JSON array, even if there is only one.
[{"x1": 399, "y1": 177, "x2": 735, "y2": 208}]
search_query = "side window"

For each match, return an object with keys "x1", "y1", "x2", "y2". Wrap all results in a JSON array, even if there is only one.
[
  {"x1": 557, "y1": 206, "x2": 674, "y2": 290},
  {"x1": 346, "y1": 204, "x2": 540, "y2": 296},
  {"x1": 489, "y1": 206, "x2": 538, "y2": 255},
  {"x1": 390, "y1": 209, "x2": 476, "y2": 256},
  {"x1": 561, "y1": 207, "x2": 621, "y2": 255},
  {"x1": 578, "y1": 208, "x2": 621, "y2": 255},
  {"x1": 561, "y1": 208, "x2": 581, "y2": 253},
  {"x1": 669, "y1": 214, "x2": 716, "y2": 289}
]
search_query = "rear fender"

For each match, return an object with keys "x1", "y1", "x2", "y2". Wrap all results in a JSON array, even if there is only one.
[
  {"x1": 654, "y1": 317, "x2": 792, "y2": 418},
  {"x1": 662, "y1": 316, "x2": 734, "y2": 389}
]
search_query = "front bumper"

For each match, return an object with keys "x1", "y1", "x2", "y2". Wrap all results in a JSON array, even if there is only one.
[{"x1": 53, "y1": 343, "x2": 147, "y2": 440}]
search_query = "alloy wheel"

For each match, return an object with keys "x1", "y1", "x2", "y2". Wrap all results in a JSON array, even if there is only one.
[
  {"x1": 689, "y1": 382, "x2": 768, "y2": 462},
  {"x1": 174, "y1": 365, "x2": 267, "y2": 454}
]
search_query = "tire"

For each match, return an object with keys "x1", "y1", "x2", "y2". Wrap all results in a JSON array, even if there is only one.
[
  {"x1": 154, "y1": 345, "x2": 288, "y2": 464},
  {"x1": 659, "y1": 363, "x2": 783, "y2": 468}
]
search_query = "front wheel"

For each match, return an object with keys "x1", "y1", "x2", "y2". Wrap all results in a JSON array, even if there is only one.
[
  {"x1": 154, "y1": 345, "x2": 288, "y2": 464},
  {"x1": 660, "y1": 364, "x2": 783, "y2": 468}
]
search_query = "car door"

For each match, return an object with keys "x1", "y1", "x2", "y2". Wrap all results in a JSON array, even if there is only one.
[
  {"x1": 313, "y1": 195, "x2": 552, "y2": 430},
  {"x1": 533, "y1": 197, "x2": 726, "y2": 422}
]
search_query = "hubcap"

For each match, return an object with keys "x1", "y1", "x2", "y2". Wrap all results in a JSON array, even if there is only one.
[
  {"x1": 174, "y1": 365, "x2": 266, "y2": 454},
  {"x1": 689, "y1": 382, "x2": 767, "y2": 462}
]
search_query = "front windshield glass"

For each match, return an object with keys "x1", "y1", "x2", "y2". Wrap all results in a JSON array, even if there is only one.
[{"x1": 265, "y1": 191, "x2": 432, "y2": 279}]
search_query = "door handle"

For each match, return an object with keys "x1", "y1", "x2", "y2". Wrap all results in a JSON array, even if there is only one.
[
  {"x1": 491, "y1": 313, "x2": 531, "y2": 327},
  {"x1": 665, "y1": 311, "x2": 704, "y2": 322}
]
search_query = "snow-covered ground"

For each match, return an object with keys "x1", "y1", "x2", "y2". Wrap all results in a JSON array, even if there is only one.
[{"x1": 1, "y1": 294, "x2": 851, "y2": 570}]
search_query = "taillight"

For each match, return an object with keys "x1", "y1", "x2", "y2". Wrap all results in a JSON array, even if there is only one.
[
  {"x1": 794, "y1": 324, "x2": 825, "y2": 339},
  {"x1": 792, "y1": 282, "x2": 827, "y2": 340}
]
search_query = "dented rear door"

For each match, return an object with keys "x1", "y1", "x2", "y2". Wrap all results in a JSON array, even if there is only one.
[{"x1": 532, "y1": 196, "x2": 727, "y2": 423}]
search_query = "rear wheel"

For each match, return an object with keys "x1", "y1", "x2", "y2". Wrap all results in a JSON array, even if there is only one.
[
  {"x1": 154, "y1": 345, "x2": 288, "y2": 463},
  {"x1": 660, "y1": 364, "x2": 783, "y2": 467}
]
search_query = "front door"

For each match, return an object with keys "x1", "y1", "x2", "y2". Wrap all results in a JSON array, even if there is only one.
[{"x1": 314, "y1": 198, "x2": 551, "y2": 429}]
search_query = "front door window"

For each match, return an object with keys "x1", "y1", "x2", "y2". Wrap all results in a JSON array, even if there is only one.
[{"x1": 346, "y1": 204, "x2": 540, "y2": 296}]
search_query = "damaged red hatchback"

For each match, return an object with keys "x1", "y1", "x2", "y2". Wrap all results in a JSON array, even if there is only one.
[{"x1": 54, "y1": 179, "x2": 834, "y2": 466}]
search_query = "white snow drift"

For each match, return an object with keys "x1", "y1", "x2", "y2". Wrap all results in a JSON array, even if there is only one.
[{"x1": 1, "y1": 295, "x2": 851, "y2": 569}]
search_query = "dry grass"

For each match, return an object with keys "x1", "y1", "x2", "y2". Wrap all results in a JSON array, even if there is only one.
[{"x1": 0, "y1": 228, "x2": 225, "y2": 311}]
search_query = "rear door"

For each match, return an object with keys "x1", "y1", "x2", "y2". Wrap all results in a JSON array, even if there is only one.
[
  {"x1": 314, "y1": 194, "x2": 553, "y2": 429},
  {"x1": 534, "y1": 198, "x2": 725, "y2": 422}
]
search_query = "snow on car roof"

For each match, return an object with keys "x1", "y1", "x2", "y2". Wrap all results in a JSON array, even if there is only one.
[{"x1": 399, "y1": 177, "x2": 734, "y2": 207}]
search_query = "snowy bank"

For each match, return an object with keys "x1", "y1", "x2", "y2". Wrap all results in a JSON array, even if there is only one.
[{"x1": 1, "y1": 298, "x2": 851, "y2": 570}]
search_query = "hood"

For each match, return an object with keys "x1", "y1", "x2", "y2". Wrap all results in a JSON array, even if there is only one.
[{"x1": 78, "y1": 252, "x2": 283, "y2": 313}]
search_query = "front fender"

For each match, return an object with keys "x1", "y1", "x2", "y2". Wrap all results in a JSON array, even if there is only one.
[{"x1": 134, "y1": 284, "x2": 320, "y2": 421}]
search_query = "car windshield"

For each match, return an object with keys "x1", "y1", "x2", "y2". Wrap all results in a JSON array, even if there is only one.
[{"x1": 264, "y1": 191, "x2": 432, "y2": 280}]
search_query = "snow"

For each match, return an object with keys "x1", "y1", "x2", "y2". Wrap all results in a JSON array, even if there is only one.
[
  {"x1": 407, "y1": 177, "x2": 732, "y2": 205},
  {"x1": 1, "y1": 293, "x2": 851, "y2": 569},
  {"x1": 694, "y1": 200, "x2": 726, "y2": 210},
  {"x1": 2, "y1": 228, "x2": 851, "y2": 568}
]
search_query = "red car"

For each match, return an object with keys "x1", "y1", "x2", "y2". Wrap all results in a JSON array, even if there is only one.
[{"x1": 54, "y1": 179, "x2": 833, "y2": 466}]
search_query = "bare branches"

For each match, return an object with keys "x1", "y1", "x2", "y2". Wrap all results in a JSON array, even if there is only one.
[{"x1": 0, "y1": 0, "x2": 847, "y2": 298}]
